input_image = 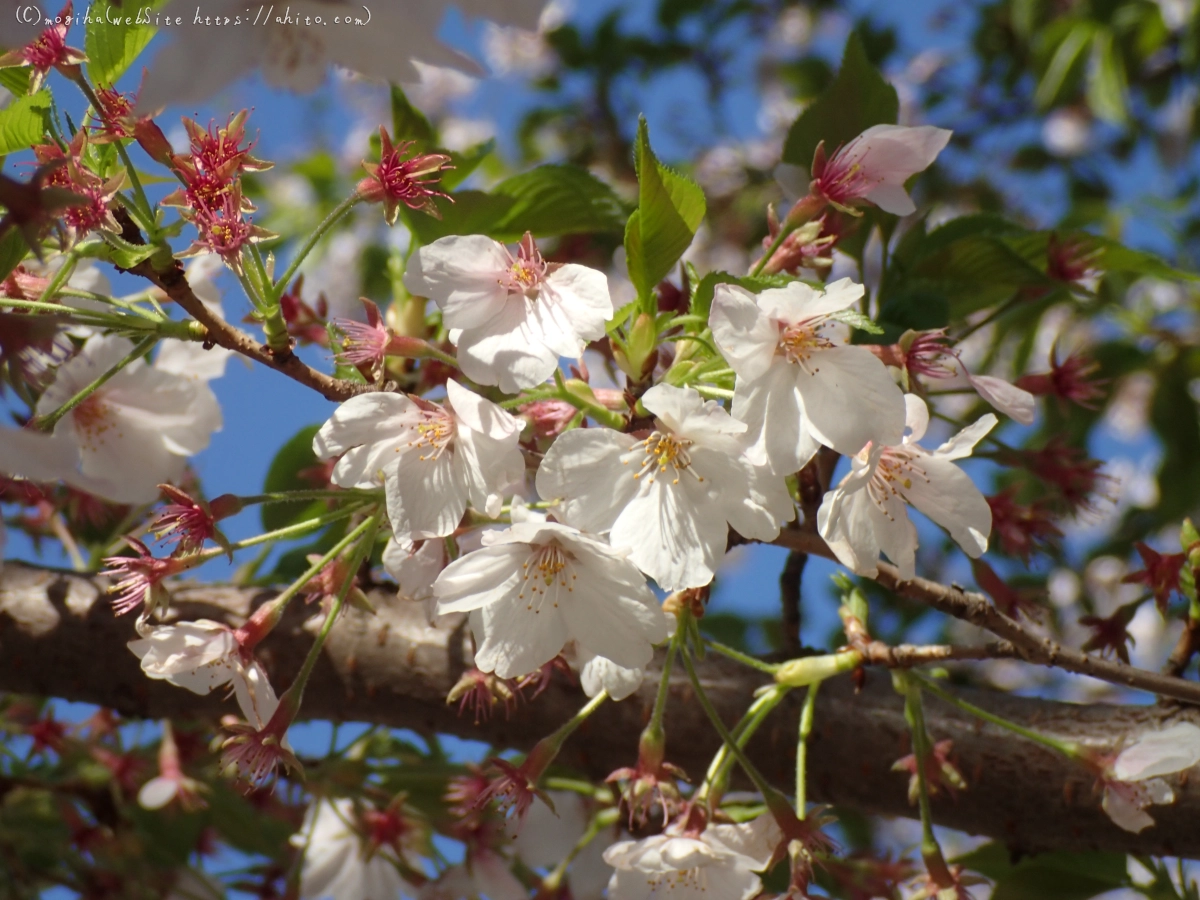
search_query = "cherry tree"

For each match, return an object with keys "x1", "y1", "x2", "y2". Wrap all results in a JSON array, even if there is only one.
[{"x1": 1, "y1": 1, "x2": 1200, "y2": 898}]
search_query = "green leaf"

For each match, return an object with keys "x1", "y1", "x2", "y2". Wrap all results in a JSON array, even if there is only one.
[
  {"x1": 827, "y1": 308, "x2": 883, "y2": 334},
  {"x1": 1034, "y1": 21, "x2": 1094, "y2": 110},
  {"x1": 85, "y1": 0, "x2": 165, "y2": 87},
  {"x1": 781, "y1": 32, "x2": 899, "y2": 168},
  {"x1": 0, "y1": 228, "x2": 29, "y2": 283},
  {"x1": 441, "y1": 139, "x2": 495, "y2": 191},
  {"x1": 624, "y1": 117, "x2": 706, "y2": 308},
  {"x1": 0, "y1": 67, "x2": 31, "y2": 96},
  {"x1": 0, "y1": 89, "x2": 50, "y2": 155},
  {"x1": 260, "y1": 424, "x2": 326, "y2": 531},
  {"x1": 402, "y1": 190, "x2": 516, "y2": 245},
  {"x1": 389, "y1": 83, "x2": 436, "y2": 146},
  {"x1": 1086, "y1": 29, "x2": 1129, "y2": 124},
  {"x1": 907, "y1": 235, "x2": 1053, "y2": 316},
  {"x1": 690, "y1": 271, "x2": 801, "y2": 321},
  {"x1": 491, "y1": 164, "x2": 626, "y2": 239},
  {"x1": 954, "y1": 844, "x2": 1127, "y2": 900},
  {"x1": 96, "y1": 231, "x2": 157, "y2": 268}
]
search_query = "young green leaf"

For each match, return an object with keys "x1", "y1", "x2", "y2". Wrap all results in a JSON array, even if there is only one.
[
  {"x1": 0, "y1": 90, "x2": 50, "y2": 155},
  {"x1": 781, "y1": 32, "x2": 899, "y2": 169},
  {"x1": 85, "y1": 0, "x2": 164, "y2": 88},
  {"x1": 624, "y1": 117, "x2": 706, "y2": 310}
]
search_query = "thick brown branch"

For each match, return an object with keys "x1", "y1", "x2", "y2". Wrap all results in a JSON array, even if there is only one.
[
  {"x1": 775, "y1": 531, "x2": 1200, "y2": 706},
  {"x1": 4, "y1": 562, "x2": 1200, "y2": 859}
]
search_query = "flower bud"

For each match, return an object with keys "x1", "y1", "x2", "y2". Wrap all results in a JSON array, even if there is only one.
[
  {"x1": 614, "y1": 313, "x2": 659, "y2": 381},
  {"x1": 774, "y1": 649, "x2": 861, "y2": 687}
]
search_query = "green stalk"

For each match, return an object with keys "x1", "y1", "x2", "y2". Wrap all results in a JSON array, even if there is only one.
[
  {"x1": 702, "y1": 637, "x2": 779, "y2": 675},
  {"x1": 277, "y1": 507, "x2": 383, "y2": 712},
  {"x1": 911, "y1": 672, "x2": 1081, "y2": 759},
  {"x1": 699, "y1": 683, "x2": 790, "y2": 805},
  {"x1": 554, "y1": 369, "x2": 625, "y2": 429},
  {"x1": 34, "y1": 335, "x2": 156, "y2": 432},
  {"x1": 36, "y1": 250, "x2": 79, "y2": 305},
  {"x1": 679, "y1": 645, "x2": 783, "y2": 805},
  {"x1": 236, "y1": 488, "x2": 380, "y2": 506},
  {"x1": 896, "y1": 673, "x2": 952, "y2": 884},
  {"x1": 275, "y1": 193, "x2": 363, "y2": 294},
  {"x1": 185, "y1": 502, "x2": 369, "y2": 565},
  {"x1": 796, "y1": 682, "x2": 819, "y2": 817}
]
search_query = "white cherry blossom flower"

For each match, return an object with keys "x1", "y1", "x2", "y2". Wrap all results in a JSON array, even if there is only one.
[
  {"x1": 810, "y1": 124, "x2": 952, "y2": 216},
  {"x1": 313, "y1": 379, "x2": 524, "y2": 541},
  {"x1": 604, "y1": 813, "x2": 781, "y2": 900},
  {"x1": 817, "y1": 394, "x2": 995, "y2": 580},
  {"x1": 127, "y1": 620, "x2": 278, "y2": 728},
  {"x1": 382, "y1": 535, "x2": 446, "y2": 622},
  {"x1": 404, "y1": 233, "x2": 612, "y2": 393},
  {"x1": 0, "y1": 333, "x2": 222, "y2": 504},
  {"x1": 434, "y1": 519, "x2": 670, "y2": 679},
  {"x1": 292, "y1": 798, "x2": 418, "y2": 900},
  {"x1": 537, "y1": 383, "x2": 796, "y2": 590},
  {"x1": 1101, "y1": 722, "x2": 1200, "y2": 833},
  {"x1": 710, "y1": 279, "x2": 905, "y2": 476},
  {"x1": 139, "y1": 0, "x2": 547, "y2": 112}
]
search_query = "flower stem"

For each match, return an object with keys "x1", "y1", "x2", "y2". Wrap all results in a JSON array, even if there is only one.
[
  {"x1": 236, "y1": 489, "x2": 380, "y2": 506},
  {"x1": 911, "y1": 671, "x2": 1082, "y2": 759},
  {"x1": 278, "y1": 507, "x2": 383, "y2": 712},
  {"x1": 895, "y1": 672, "x2": 952, "y2": 884},
  {"x1": 275, "y1": 193, "x2": 363, "y2": 295},
  {"x1": 37, "y1": 249, "x2": 79, "y2": 305},
  {"x1": 186, "y1": 502, "x2": 369, "y2": 564},
  {"x1": 699, "y1": 683, "x2": 790, "y2": 806},
  {"x1": 679, "y1": 642, "x2": 783, "y2": 806},
  {"x1": 238, "y1": 513, "x2": 380, "y2": 648},
  {"x1": 796, "y1": 682, "x2": 819, "y2": 817},
  {"x1": 554, "y1": 369, "x2": 626, "y2": 429},
  {"x1": 33, "y1": 334, "x2": 157, "y2": 432},
  {"x1": 702, "y1": 637, "x2": 779, "y2": 675}
]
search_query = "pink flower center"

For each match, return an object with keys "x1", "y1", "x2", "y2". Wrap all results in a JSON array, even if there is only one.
[
  {"x1": 72, "y1": 393, "x2": 117, "y2": 449},
  {"x1": 500, "y1": 235, "x2": 548, "y2": 297},
  {"x1": 23, "y1": 30, "x2": 67, "y2": 70}
]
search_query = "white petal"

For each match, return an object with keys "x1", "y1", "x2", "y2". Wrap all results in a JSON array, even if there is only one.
[
  {"x1": 456, "y1": 297, "x2": 562, "y2": 393},
  {"x1": 384, "y1": 449, "x2": 470, "y2": 540},
  {"x1": 541, "y1": 264, "x2": 613, "y2": 343},
  {"x1": 731, "y1": 361, "x2": 816, "y2": 474},
  {"x1": 757, "y1": 278, "x2": 864, "y2": 324},
  {"x1": 710, "y1": 284, "x2": 777, "y2": 382},
  {"x1": 900, "y1": 454, "x2": 992, "y2": 559},
  {"x1": 1114, "y1": 723, "x2": 1200, "y2": 781},
  {"x1": 579, "y1": 651, "x2": 646, "y2": 701},
  {"x1": 817, "y1": 484, "x2": 882, "y2": 578},
  {"x1": 1102, "y1": 785, "x2": 1156, "y2": 834},
  {"x1": 404, "y1": 235, "x2": 513, "y2": 330},
  {"x1": 138, "y1": 777, "x2": 179, "y2": 810},
  {"x1": 796, "y1": 344, "x2": 906, "y2": 454},
  {"x1": 705, "y1": 814, "x2": 782, "y2": 870},
  {"x1": 969, "y1": 374, "x2": 1035, "y2": 425},
  {"x1": 904, "y1": 393, "x2": 930, "y2": 442},
  {"x1": 610, "y1": 477, "x2": 725, "y2": 591},
  {"x1": 933, "y1": 413, "x2": 998, "y2": 460},
  {"x1": 536, "y1": 428, "x2": 639, "y2": 534}
]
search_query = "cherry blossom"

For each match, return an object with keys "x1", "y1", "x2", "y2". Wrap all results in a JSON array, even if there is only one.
[
  {"x1": 0, "y1": 2, "x2": 86, "y2": 93},
  {"x1": 292, "y1": 798, "x2": 419, "y2": 900},
  {"x1": 434, "y1": 518, "x2": 670, "y2": 679},
  {"x1": 538, "y1": 383, "x2": 796, "y2": 590},
  {"x1": 809, "y1": 124, "x2": 952, "y2": 216},
  {"x1": 139, "y1": 0, "x2": 547, "y2": 112},
  {"x1": 604, "y1": 813, "x2": 782, "y2": 900},
  {"x1": 382, "y1": 535, "x2": 446, "y2": 621},
  {"x1": 404, "y1": 233, "x2": 612, "y2": 392},
  {"x1": 817, "y1": 394, "x2": 995, "y2": 580},
  {"x1": 710, "y1": 279, "x2": 906, "y2": 476},
  {"x1": 357, "y1": 126, "x2": 453, "y2": 223},
  {"x1": 127, "y1": 619, "x2": 279, "y2": 728},
  {"x1": 0, "y1": 333, "x2": 223, "y2": 504},
  {"x1": 574, "y1": 645, "x2": 646, "y2": 701},
  {"x1": 1099, "y1": 722, "x2": 1200, "y2": 833},
  {"x1": 313, "y1": 379, "x2": 524, "y2": 540}
]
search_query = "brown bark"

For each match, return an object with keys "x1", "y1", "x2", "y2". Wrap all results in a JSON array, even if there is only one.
[{"x1": 3, "y1": 561, "x2": 1200, "y2": 859}]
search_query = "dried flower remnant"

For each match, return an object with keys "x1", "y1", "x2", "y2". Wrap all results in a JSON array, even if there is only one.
[
  {"x1": 1080, "y1": 600, "x2": 1143, "y2": 664},
  {"x1": 357, "y1": 126, "x2": 453, "y2": 223},
  {"x1": 893, "y1": 739, "x2": 966, "y2": 804},
  {"x1": 102, "y1": 537, "x2": 186, "y2": 617},
  {"x1": 985, "y1": 489, "x2": 1062, "y2": 561},
  {"x1": 1016, "y1": 349, "x2": 1107, "y2": 410},
  {"x1": 1122, "y1": 542, "x2": 1187, "y2": 613}
]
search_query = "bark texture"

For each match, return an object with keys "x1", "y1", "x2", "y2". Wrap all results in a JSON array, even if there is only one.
[{"x1": 3, "y1": 561, "x2": 1200, "y2": 859}]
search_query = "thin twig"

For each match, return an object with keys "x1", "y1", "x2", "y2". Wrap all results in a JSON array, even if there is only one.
[{"x1": 772, "y1": 530, "x2": 1200, "y2": 706}]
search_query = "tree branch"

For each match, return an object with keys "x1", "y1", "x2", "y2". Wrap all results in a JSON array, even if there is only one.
[
  {"x1": 774, "y1": 531, "x2": 1200, "y2": 706},
  {"x1": 4, "y1": 561, "x2": 1200, "y2": 859}
]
